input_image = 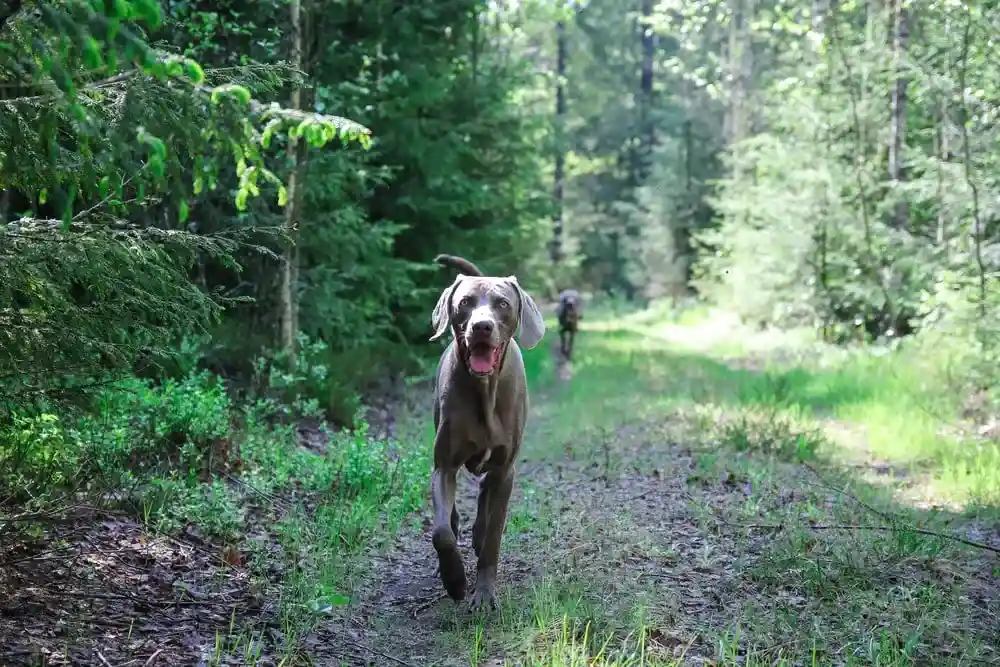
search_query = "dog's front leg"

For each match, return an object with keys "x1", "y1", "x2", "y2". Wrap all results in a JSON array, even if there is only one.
[
  {"x1": 431, "y1": 464, "x2": 466, "y2": 601},
  {"x1": 469, "y1": 466, "x2": 514, "y2": 612}
]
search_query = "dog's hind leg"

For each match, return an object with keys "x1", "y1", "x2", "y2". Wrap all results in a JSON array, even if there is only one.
[
  {"x1": 469, "y1": 466, "x2": 514, "y2": 611},
  {"x1": 431, "y1": 465, "x2": 466, "y2": 601}
]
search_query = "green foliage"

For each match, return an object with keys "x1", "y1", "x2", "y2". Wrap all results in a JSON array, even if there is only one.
[
  {"x1": 126, "y1": 0, "x2": 557, "y2": 391},
  {"x1": 686, "y1": 0, "x2": 999, "y2": 355},
  {"x1": 0, "y1": 0, "x2": 370, "y2": 413}
]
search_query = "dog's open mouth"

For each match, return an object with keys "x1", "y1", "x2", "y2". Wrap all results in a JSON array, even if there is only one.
[{"x1": 466, "y1": 341, "x2": 504, "y2": 376}]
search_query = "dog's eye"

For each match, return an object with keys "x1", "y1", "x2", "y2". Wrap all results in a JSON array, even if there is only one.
[
  {"x1": 459, "y1": 296, "x2": 474, "y2": 307},
  {"x1": 497, "y1": 299, "x2": 510, "y2": 309}
]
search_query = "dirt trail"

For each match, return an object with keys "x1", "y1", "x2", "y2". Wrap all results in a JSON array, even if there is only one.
[
  {"x1": 326, "y1": 344, "x2": 739, "y2": 666},
  {"x1": 323, "y1": 336, "x2": 1000, "y2": 667}
]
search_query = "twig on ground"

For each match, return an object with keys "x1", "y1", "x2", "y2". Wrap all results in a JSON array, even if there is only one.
[
  {"x1": 683, "y1": 488, "x2": 1000, "y2": 553},
  {"x1": 142, "y1": 648, "x2": 165, "y2": 666},
  {"x1": 800, "y1": 461, "x2": 892, "y2": 520},
  {"x1": 96, "y1": 650, "x2": 113, "y2": 667},
  {"x1": 223, "y1": 472, "x2": 289, "y2": 509},
  {"x1": 335, "y1": 633, "x2": 418, "y2": 667},
  {"x1": 729, "y1": 521, "x2": 1000, "y2": 554},
  {"x1": 410, "y1": 592, "x2": 448, "y2": 618}
]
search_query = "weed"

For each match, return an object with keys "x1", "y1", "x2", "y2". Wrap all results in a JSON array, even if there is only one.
[{"x1": 714, "y1": 409, "x2": 824, "y2": 462}]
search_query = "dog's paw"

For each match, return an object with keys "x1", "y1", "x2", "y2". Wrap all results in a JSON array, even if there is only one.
[
  {"x1": 468, "y1": 585, "x2": 498, "y2": 613},
  {"x1": 432, "y1": 528, "x2": 466, "y2": 601}
]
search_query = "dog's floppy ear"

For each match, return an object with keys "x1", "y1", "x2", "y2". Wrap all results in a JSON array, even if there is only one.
[
  {"x1": 430, "y1": 276, "x2": 463, "y2": 341},
  {"x1": 507, "y1": 276, "x2": 545, "y2": 349}
]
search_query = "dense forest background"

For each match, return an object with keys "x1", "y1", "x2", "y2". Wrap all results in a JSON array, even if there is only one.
[{"x1": 4, "y1": 0, "x2": 999, "y2": 421}]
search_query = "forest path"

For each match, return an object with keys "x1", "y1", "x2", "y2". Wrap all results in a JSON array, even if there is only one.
[{"x1": 322, "y1": 310, "x2": 999, "y2": 667}]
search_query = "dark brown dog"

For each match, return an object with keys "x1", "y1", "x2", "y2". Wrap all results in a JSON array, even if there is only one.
[
  {"x1": 428, "y1": 253, "x2": 545, "y2": 611},
  {"x1": 556, "y1": 289, "x2": 582, "y2": 360}
]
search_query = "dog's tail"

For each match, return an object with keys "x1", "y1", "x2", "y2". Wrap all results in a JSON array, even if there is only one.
[{"x1": 434, "y1": 254, "x2": 484, "y2": 277}]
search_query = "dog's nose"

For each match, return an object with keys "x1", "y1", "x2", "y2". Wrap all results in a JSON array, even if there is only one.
[{"x1": 472, "y1": 320, "x2": 494, "y2": 335}]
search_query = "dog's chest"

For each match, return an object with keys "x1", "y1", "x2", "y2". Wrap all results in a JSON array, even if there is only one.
[
  {"x1": 447, "y1": 402, "x2": 515, "y2": 472},
  {"x1": 462, "y1": 409, "x2": 514, "y2": 451}
]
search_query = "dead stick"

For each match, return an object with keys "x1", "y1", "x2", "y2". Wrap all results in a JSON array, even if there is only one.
[
  {"x1": 729, "y1": 521, "x2": 1000, "y2": 554},
  {"x1": 344, "y1": 639, "x2": 417, "y2": 667},
  {"x1": 801, "y1": 461, "x2": 892, "y2": 520},
  {"x1": 143, "y1": 648, "x2": 165, "y2": 666}
]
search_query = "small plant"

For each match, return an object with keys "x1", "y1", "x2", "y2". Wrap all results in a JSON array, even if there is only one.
[{"x1": 715, "y1": 410, "x2": 823, "y2": 463}]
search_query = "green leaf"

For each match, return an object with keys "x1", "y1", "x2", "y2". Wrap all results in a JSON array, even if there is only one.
[
  {"x1": 133, "y1": 0, "x2": 163, "y2": 27},
  {"x1": 210, "y1": 84, "x2": 252, "y2": 106},
  {"x1": 111, "y1": 0, "x2": 130, "y2": 19},
  {"x1": 178, "y1": 200, "x2": 189, "y2": 223},
  {"x1": 260, "y1": 118, "x2": 282, "y2": 149},
  {"x1": 183, "y1": 60, "x2": 206, "y2": 84},
  {"x1": 277, "y1": 185, "x2": 288, "y2": 207},
  {"x1": 82, "y1": 37, "x2": 102, "y2": 70},
  {"x1": 165, "y1": 59, "x2": 184, "y2": 78}
]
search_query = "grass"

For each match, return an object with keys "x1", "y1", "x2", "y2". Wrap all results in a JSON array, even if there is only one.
[{"x1": 409, "y1": 305, "x2": 998, "y2": 666}]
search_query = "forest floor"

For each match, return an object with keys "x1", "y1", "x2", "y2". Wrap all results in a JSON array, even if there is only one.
[
  {"x1": 337, "y1": 307, "x2": 1000, "y2": 666},
  {"x1": 2, "y1": 306, "x2": 998, "y2": 666}
]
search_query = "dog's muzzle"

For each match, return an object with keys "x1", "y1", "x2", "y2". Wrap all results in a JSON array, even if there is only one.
[{"x1": 459, "y1": 336, "x2": 506, "y2": 376}]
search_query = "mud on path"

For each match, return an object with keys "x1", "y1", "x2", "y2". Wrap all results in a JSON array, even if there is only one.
[{"x1": 325, "y1": 330, "x2": 1000, "y2": 666}]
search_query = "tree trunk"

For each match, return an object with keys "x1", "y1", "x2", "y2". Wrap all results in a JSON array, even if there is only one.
[
  {"x1": 677, "y1": 114, "x2": 694, "y2": 281},
  {"x1": 639, "y1": 0, "x2": 655, "y2": 180},
  {"x1": 810, "y1": 0, "x2": 828, "y2": 50},
  {"x1": 935, "y1": 97, "x2": 948, "y2": 246},
  {"x1": 887, "y1": 0, "x2": 909, "y2": 230},
  {"x1": 551, "y1": 17, "x2": 567, "y2": 264},
  {"x1": 280, "y1": 0, "x2": 304, "y2": 363},
  {"x1": 726, "y1": 0, "x2": 754, "y2": 176}
]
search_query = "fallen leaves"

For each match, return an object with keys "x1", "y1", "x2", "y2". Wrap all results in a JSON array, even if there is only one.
[{"x1": 0, "y1": 509, "x2": 263, "y2": 665}]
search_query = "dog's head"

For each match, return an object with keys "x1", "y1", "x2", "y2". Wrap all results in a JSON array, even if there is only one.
[
  {"x1": 430, "y1": 274, "x2": 545, "y2": 377},
  {"x1": 559, "y1": 290, "x2": 581, "y2": 322}
]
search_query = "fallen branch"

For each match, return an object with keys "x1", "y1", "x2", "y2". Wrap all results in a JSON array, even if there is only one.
[
  {"x1": 333, "y1": 633, "x2": 418, "y2": 667},
  {"x1": 797, "y1": 462, "x2": 1000, "y2": 553},
  {"x1": 800, "y1": 461, "x2": 893, "y2": 521},
  {"x1": 143, "y1": 648, "x2": 165, "y2": 666},
  {"x1": 729, "y1": 521, "x2": 1000, "y2": 554},
  {"x1": 683, "y1": 486, "x2": 1000, "y2": 554}
]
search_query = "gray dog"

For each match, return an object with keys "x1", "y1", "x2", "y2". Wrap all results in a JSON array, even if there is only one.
[
  {"x1": 556, "y1": 289, "x2": 582, "y2": 360},
  {"x1": 428, "y1": 253, "x2": 545, "y2": 611}
]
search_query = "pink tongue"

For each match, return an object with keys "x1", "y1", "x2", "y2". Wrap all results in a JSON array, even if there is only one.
[{"x1": 469, "y1": 352, "x2": 494, "y2": 374}]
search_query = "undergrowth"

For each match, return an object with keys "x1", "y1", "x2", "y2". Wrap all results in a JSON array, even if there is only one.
[{"x1": 0, "y1": 332, "x2": 430, "y2": 660}]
